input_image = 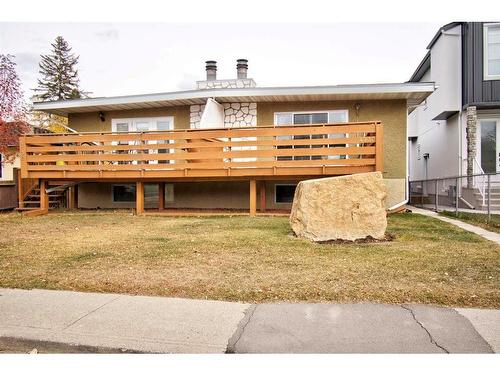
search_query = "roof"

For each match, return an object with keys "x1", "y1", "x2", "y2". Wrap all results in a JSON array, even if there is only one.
[
  {"x1": 426, "y1": 22, "x2": 463, "y2": 50},
  {"x1": 33, "y1": 82, "x2": 436, "y2": 116},
  {"x1": 409, "y1": 51, "x2": 431, "y2": 82},
  {"x1": 409, "y1": 22, "x2": 463, "y2": 82}
]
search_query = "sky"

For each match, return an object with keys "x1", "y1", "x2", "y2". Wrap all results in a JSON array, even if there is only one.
[{"x1": 0, "y1": 23, "x2": 441, "y2": 101}]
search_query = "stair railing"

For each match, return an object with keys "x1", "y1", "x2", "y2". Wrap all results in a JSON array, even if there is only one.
[{"x1": 473, "y1": 158, "x2": 487, "y2": 205}]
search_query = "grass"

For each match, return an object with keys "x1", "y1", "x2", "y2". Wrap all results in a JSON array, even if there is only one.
[
  {"x1": 0, "y1": 210, "x2": 499, "y2": 308},
  {"x1": 440, "y1": 210, "x2": 500, "y2": 234}
]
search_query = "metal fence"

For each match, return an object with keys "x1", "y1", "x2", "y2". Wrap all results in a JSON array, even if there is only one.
[{"x1": 409, "y1": 172, "x2": 500, "y2": 222}]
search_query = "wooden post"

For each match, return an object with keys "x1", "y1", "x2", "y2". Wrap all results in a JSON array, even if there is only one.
[
  {"x1": 67, "y1": 186, "x2": 78, "y2": 209},
  {"x1": 375, "y1": 122, "x2": 384, "y2": 173},
  {"x1": 16, "y1": 168, "x2": 24, "y2": 209},
  {"x1": 19, "y1": 136, "x2": 28, "y2": 179},
  {"x1": 158, "y1": 182, "x2": 165, "y2": 211},
  {"x1": 249, "y1": 179, "x2": 257, "y2": 216},
  {"x1": 136, "y1": 181, "x2": 144, "y2": 215},
  {"x1": 39, "y1": 179, "x2": 49, "y2": 211},
  {"x1": 259, "y1": 181, "x2": 266, "y2": 212}
]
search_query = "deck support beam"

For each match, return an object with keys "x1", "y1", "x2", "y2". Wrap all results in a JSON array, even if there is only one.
[
  {"x1": 249, "y1": 179, "x2": 257, "y2": 216},
  {"x1": 136, "y1": 181, "x2": 145, "y2": 215},
  {"x1": 259, "y1": 181, "x2": 266, "y2": 212},
  {"x1": 375, "y1": 122, "x2": 384, "y2": 172},
  {"x1": 67, "y1": 186, "x2": 78, "y2": 209},
  {"x1": 158, "y1": 182, "x2": 165, "y2": 211},
  {"x1": 39, "y1": 179, "x2": 49, "y2": 211}
]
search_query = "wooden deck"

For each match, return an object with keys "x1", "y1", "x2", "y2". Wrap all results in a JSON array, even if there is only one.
[
  {"x1": 19, "y1": 121, "x2": 383, "y2": 216},
  {"x1": 20, "y1": 121, "x2": 383, "y2": 180}
]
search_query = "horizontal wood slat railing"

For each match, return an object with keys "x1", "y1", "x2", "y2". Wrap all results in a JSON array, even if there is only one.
[{"x1": 20, "y1": 121, "x2": 383, "y2": 180}]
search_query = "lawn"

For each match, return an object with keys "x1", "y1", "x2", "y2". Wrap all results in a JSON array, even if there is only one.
[
  {"x1": 0, "y1": 211, "x2": 499, "y2": 308},
  {"x1": 440, "y1": 210, "x2": 500, "y2": 234}
]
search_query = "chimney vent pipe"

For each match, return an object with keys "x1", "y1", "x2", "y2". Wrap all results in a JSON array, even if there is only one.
[
  {"x1": 236, "y1": 59, "x2": 248, "y2": 79},
  {"x1": 205, "y1": 60, "x2": 217, "y2": 81}
]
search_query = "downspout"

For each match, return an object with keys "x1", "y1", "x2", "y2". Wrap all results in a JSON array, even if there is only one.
[{"x1": 387, "y1": 102, "x2": 411, "y2": 211}]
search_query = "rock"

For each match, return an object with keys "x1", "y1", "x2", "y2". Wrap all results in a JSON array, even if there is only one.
[{"x1": 289, "y1": 172, "x2": 387, "y2": 242}]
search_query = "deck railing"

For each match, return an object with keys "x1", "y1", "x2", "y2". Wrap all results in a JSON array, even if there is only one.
[{"x1": 20, "y1": 121, "x2": 383, "y2": 180}]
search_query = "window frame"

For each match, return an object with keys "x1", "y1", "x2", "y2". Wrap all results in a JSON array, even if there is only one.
[
  {"x1": 274, "y1": 183, "x2": 297, "y2": 204},
  {"x1": 273, "y1": 110, "x2": 349, "y2": 126},
  {"x1": 111, "y1": 183, "x2": 175, "y2": 204},
  {"x1": 111, "y1": 184, "x2": 136, "y2": 203},
  {"x1": 273, "y1": 109, "x2": 350, "y2": 161},
  {"x1": 111, "y1": 116, "x2": 174, "y2": 165},
  {"x1": 483, "y1": 22, "x2": 500, "y2": 81}
]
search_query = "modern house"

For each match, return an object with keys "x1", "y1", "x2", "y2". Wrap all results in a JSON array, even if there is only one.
[
  {"x1": 22, "y1": 59, "x2": 434, "y2": 215},
  {"x1": 408, "y1": 22, "x2": 500, "y2": 209}
]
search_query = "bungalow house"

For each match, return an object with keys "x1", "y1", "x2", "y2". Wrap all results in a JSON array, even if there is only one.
[
  {"x1": 408, "y1": 22, "x2": 500, "y2": 210},
  {"x1": 23, "y1": 59, "x2": 434, "y2": 215}
]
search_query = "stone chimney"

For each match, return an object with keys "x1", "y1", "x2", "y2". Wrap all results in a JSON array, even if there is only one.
[
  {"x1": 205, "y1": 60, "x2": 217, "y2": 81},
  {"x1": 236, "y1": 59, "x2": 248, "y2": 79},
  {"x1": 197, "y1": 59, "x2": 256, "y2": 90}
]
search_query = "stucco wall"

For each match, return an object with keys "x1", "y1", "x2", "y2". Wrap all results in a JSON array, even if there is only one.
[
  {"x1": 68, "y1": 106, "x2": 191, "y2": 133},
  {"x1": 78, "y1": 181, "x2": 299, "y2": 210},
  {"x1": 78, "y1": 178, "x2": 403, "y2": 210},
  {"x1": 257, "y1": 99, "x2": 407, "y2": 180}
]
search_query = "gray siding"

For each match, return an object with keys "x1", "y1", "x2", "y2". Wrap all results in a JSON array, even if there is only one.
[{"x1": 462, "y1": 22, "x2": 500, "y2": 107}]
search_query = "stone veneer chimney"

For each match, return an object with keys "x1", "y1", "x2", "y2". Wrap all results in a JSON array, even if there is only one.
[
  {"x1": 196, "y1": 59, "x2": 256, "y2": 90},
  {"x1": 191, "y1": 59, "x2": 258, "y2": 129}
]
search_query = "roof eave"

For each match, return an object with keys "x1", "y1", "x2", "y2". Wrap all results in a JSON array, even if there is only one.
[{"x1": 33, "y1": 82, "x2": 436, "y2": 116}]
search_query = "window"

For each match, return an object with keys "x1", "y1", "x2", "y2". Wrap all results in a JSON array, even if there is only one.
[
  {"x1": 0, "y1": 154, "x2": 3, "y2": 179},
  {"x1": 275, "y1": 184, "x2": 296, "y2": 204},
  {"x1": 112, "y1": 184, "x2": 174, "y2": 203},
  {"x1": 111, "y1": 117, "x2": 174, "y2": 165},
  {"x1": 484, "y1": 23, "x2": 500, "y2": 80},
  {"x1": 274, "y1": 110, "x2": 349, "y2": 161},
  {"x1": 112, "y1": 184, "x2": 136, "y2": 202},
  {"x1": 480, "y1": 120, "x2": 497, "y2": 173}
]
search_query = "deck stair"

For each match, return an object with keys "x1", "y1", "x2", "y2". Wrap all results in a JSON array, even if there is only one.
[{"x1": 16, "y1": 182, "x2": 69, "y2": 213}]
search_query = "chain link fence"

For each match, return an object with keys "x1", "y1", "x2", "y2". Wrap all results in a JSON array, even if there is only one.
[{"x1": 409, "y1": 172, "x2": 500, "y2": 223}]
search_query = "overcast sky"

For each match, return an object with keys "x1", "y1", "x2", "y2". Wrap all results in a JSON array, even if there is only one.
[{"x1": 0, "y1": 23, "x2": 440, "y2": 101}]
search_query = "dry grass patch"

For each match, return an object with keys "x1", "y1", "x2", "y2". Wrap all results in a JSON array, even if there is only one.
[
  {"x1": 0, "y1": 210, "x2": 498, "y2": 307},
  {"x1": 440, "y1": 210, "x2": 500, "y2": 234}
]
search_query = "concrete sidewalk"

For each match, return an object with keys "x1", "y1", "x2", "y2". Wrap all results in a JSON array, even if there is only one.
[
  {"x1": 408, "y1": 206, "x2": 500, "y2": 244},
  {"x1": 0, "y1": 288, "x2": 498, "y2": 353}
]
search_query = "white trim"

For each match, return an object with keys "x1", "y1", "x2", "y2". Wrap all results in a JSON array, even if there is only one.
[
  {"x1": 32, "y1": 82, "x2": 436, "y2": 115},
  {"x1": 274, "y1": 183, "x2": 297, "y2": 204},
  {"x1": 273, "y1": 109, "x2": 349, "y2": 124},
  {"x1": 111, "y1": 116, "x2": 174, "y2": 132},
  {"x1": 483, "y1": 23, "x2": 500, "y2": 81}
]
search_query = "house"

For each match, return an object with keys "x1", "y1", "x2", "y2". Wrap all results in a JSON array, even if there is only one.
[
  {"x1": 408, "y1": 22, "x2": 500, "y2": 209},
  {"x1": 23, "y1": 59, "x2": 434, "y2": 215}
]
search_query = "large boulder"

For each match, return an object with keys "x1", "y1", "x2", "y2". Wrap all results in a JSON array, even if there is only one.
[{"x1": 290, "y1": 172, "x2": 387, "y2": 242}]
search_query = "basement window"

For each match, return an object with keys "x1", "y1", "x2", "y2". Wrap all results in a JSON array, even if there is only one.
[
  {"x1": 112, "y1": 184, "x2": 136, "y2": 202},
  {"x1": 484, "y1": 23, "x2": 500, "y2": 80},
  {"x1": 112, "y1": 184, "x2": 174, "y2": 203},
  {"x1": 275, "y1": 184, "x2": 296, "y2": 204}
]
